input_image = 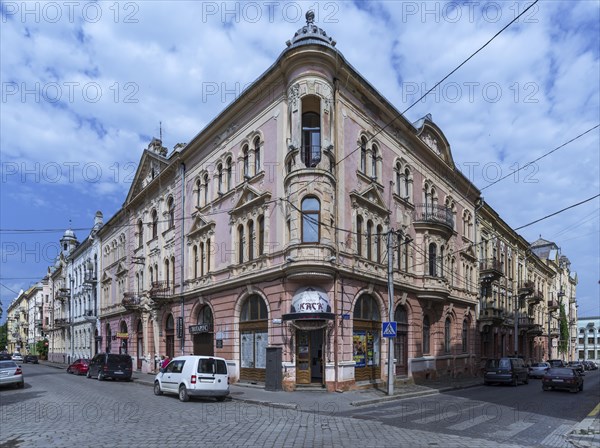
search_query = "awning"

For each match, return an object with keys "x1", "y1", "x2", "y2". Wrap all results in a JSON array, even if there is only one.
[{"x1": 282, "y1": 286, "x2": 333, "y2": 321}]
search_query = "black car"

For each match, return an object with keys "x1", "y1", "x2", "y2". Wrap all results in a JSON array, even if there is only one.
[
  {"x1": 542, "y1": 367, "x2": 584, "y2": 393},
  {"x1": 87, "y1": 353, "x2": 133, "y2": 381},
  {"x1": 568, "y1": 361, "x2": 585, "y2": 373},
  {"x1": 24, "y1": 355, "x2": 39, "y2": 364},
  {"x1": 0, "y1": 353, "x2": 11, "y2": 361},
  {"x1": 484, "y1": 357, "x2": 529, "y2": 386}
]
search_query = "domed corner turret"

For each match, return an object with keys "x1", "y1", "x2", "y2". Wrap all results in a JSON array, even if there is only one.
[
  {"x1": 60, "y1": 225, "x2": 79, "y2": 256},
  {"x1": 285, "y1": 10, "x2": 337, "y2": 51}
]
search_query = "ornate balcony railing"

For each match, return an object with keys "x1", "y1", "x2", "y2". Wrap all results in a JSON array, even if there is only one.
[
  {"x1": 519, "y1": 317, "x2": 535, "y2": 328},
  {"x1": 479, "y1": 306, "x2": 505, "y2": 323},
  {"x1": 54, "y1": 318, "x2": 68, "y2": 328},
  {"x1": 528, "y1": 290, "x2": 544, "y2": 304},
  {"x1": 412, "y1": 204, "x2": 454, "y2": 229},
  {"x1": 56, "y1": 288, "x2": 70, "y2": 302},
  {"x1": 518, "y1": 281, "x2": 534, "y2": 297},
  {"x1": 149, "y1": 281, "x2": 174, "y2": 302},
  {"x1": 549, "y1": 327, "x2": 560, "y2": 337},
  {"x1": 479, "y1": 258, "x2": 504, "y2": 282},
  {"x1": 548, "y1": 300, "x2": 559, "y2": 311},
  {"x1": 84, "y1": 271, "x2": 97, "y2": 284},
  {"x1": 122, "y1": 293, "x2": 143, "y2": 311}
]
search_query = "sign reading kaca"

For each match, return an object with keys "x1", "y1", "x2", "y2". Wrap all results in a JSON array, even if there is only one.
[{"x1": 283, "y1": 286, "x2": 334, "y2": 321}]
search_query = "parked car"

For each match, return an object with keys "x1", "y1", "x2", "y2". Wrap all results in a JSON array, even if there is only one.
[
  {"x1": 484, "y1": 357, "x2": 529, "y2": 386},
  {"x1": 153, "y1": 355, "x2": 229, "y2": 402},
  {"x1": 568, "y1": 361, "x2": 585, "y2": 373},
  {"x1": 586, "y1": 360, "x2": 598, "y2": 370},
  {"x1": 0, "y1": 353, "x2": 11, "y2": 361},
  {"x1": 24, "y1": 355, "x2": 39, "y2": 364},
  {"x1": 67, "y1": 358, "x2": 89, "y2": 375},
  {"x1": 542, "y1": 367, "x2": 584, "y2": 393},
  {"x1": 528, "y1": 362, "x2": 550, "y2": 379},
  {"x1": 86, "y1": 353, "x2": 132, "y2": 381},
  {"x1": 11, "y1": 352, "x2": 23, "y2": 363},
  {"x1": 0, "y1": 360, "x2": 24, "y2": 388},
  {"x1": 547, "y1": 359, "x2": 566, "y2": 368}
]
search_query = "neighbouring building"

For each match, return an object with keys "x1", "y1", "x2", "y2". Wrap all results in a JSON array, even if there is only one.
[{"x1": 577, "y1": 317, "x2": 600, "y2": 362}]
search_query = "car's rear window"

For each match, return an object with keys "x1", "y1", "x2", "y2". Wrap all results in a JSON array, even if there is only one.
[
  {"x1": 197, "y1": 358, "x2": 227, "y2": 375},
  {"x1": 531, "y1": 363, "x2": 547, "y2": 367},
  {"x1": 547, "y1": 368, "x2": 573, "y2": 376},
  {"x1": 0, "y1": 361, "x2": 17, "y2": 368},
  {"x1": 107, "y1": 355, "x2": 131, "y2": 366}
]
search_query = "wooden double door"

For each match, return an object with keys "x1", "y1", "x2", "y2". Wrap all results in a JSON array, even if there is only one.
[{"x1": 296, "y1": 329, "x2": 324, "y2": 385}]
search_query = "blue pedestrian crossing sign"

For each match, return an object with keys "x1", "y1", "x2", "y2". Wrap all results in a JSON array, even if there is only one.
[{"x1": 382, "y1": 321, "x2": 397, "y2": 338}]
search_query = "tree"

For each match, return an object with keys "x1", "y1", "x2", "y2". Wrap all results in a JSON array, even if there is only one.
[
  {"x1": 558, "y1": 303, "x2": 569, "y2": 355},
  {"x1": 36, "y1": 339, "x2": 49, "y2": 360},
  {"x1": 0, "y1": 322, "x2": 7, "y2": 351}
]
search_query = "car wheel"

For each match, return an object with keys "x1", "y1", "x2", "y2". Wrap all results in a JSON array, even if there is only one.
[
  {"x1": 524, "y1": 376, "x2": 529, "y2": 385},
  {"x1": 67, "y1": 367, "x2": 71, "y2": 374},
  {"x1": 216, "y1": 396, "x2": 226, "y2": 402},
  {"x1": 178, "y1": 385, "x2": 189, "y2": 402},
  {"x1": 484, "y1": 381, "x2": 490, "y2": 386},
  {"x1": 86, "y1": 370, "x2": 91, "y2": 379},
  {"x1": 98, "y1": 371, "x2": 104, "y2": 381},
  {"x1": 542, "y1": 386, "x2": 549, "y2": 391},
  {"x1": 512, "y1": 376, "x2": 518, "y2": 387},
  {"x1": 579, "y1": 384, "x2": 583, "y2": 391},
  {"x1": 153, "y1": 382, "x2": 163, "y2": 396}
]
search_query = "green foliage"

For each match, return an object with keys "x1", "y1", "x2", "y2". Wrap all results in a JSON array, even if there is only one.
[
  {"x1": 36, "y1": 339, "x2": 49, "y2": 359},
  {"x1": 0, "y1": 322, "x2": 7, "y2": 351},
  {"x1": 558, "y1": 303, "x2": 569, "y2": 354}
]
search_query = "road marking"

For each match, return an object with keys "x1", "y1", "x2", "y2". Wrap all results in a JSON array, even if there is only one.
[
  {"x1": 488, "y1": 420, "x2": 536, "y2": 439},
  {"x1": 412, "y1": 404, "x2": 486, "y2": 425},
  {"x1": 539, "y1": 423, "x2": 573, "y2": 448},
  {"x1": 589, "y1": 402, "x2": 600, "y2": 417},
  {"x1": 446, "y1": 413, "x2": 498, "y2": 431}
]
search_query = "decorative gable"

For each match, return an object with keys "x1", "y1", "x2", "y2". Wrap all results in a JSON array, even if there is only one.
[
  {"x1": 100, "y1": 271, "x2": 112, "y2": 283},
  {"x1": 188, "y1": 213, "x2": 216, "y2": 239},
  {"x1": 414, "y1": 114, "x2": 455, "y2": 169},
  {"x1": 115, "y1": 262, "x2": 128, "y2": 277},
  {"x1": 349, "y1": 185, "x2": 390, "y2": 218},
  {"x1": 229, "y1": 184, "x2": 272, "y2": 217},
  {"x1": 125, "y1": 149, "x2": 170, "y2": 204}
]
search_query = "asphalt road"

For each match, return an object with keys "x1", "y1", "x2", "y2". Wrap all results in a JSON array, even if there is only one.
[{"x1": 1, "y1": 363, "x2": 597, "y2": 448}]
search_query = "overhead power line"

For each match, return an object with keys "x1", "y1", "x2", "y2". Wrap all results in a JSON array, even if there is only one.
[
  {"x1": 514, "y1": 194, "x2": 600, "y2": 231},
  {"x1": 334, "y1": 0, "x2": 541, "y2": 169},
  {"x1": 480, "y1": 124, "x2": 600, "y2": 191}
]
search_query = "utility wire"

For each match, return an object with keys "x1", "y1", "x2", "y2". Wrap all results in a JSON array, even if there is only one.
[
  {"x1": 334, "y1": 0, "x2": 540, "y2": 169},
  {"x1": 480, "y1": 124, "x2": 600, "y2": 191},
  {"x1": 514, "y1": 194, "x2": 600, "y2": 231}
]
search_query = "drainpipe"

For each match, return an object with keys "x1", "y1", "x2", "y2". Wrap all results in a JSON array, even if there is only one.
[{"x1": 180, "y1": 162, "x2": 186, "y2": 356}]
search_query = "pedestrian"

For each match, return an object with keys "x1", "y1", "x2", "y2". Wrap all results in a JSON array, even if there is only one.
[{"x1": 161, "y1": 355, "x2": 170, "y2": 369}]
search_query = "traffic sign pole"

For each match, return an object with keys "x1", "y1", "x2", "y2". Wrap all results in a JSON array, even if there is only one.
[{"x1": 387, "y1": 229, "x2": 394, "y2": 396}]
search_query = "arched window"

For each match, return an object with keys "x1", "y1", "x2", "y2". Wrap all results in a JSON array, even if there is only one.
[
  {"x1": 242, "y1": 145, "x2": 250, "y2": 179},
  {"x1": 199, "y1": 242, "x2": 205, "y2": 277},
  {"x1": 302, "y1": 111, "x2": 321, "y2": 167},
  {"x1": 257, "y1": 216, "x2": 265, "y2": 256},
  {"x1": 353, "y1": 294, "x2": 381, "y2": 381},
  {"x1": 226, "y1": 157, "x2": 233, "y2": 191},
  {"x1": 151, "y1": 209, "x2": 158, "y2": 239},
  {"x1": 248, "y1": 220, "x2": 255, "y2": 261},
  {"x1": 195, "y1": 178, "x2": 201, "y2": 207},
  {"x1": 240, "y1": 294, "x2": 268, "y2": 381},
  {"x1": 395, "y1": 162, "x2": 402, "y2": 195},
  {"x1": 360, "y1": 136, "x2": 367, "y2": 173},
  {"x1": 165, "y1": 259, "x2": 170, "y2": 286},
  {"x1": 371, "y1": 144, "x2": 378, "y2": 179},
  {"x1": 366, "y1": 220, "x2": 373, "y2": 260},
  {"x1": 253, "y1": 137, "x2": 261, "y2": 174},
  {"x1": 444, "y1": 317, "x2": 451, "y2": 354},
  {"x1": 301, "y1": 196, "x2": 320, "y2": 243},
  {"x1": 376, "y1": 224, "x2": 383, "y2": 264},
  {"x1": 202, "y1": 173, "x2": 209, "y2": 206},
  {"x1": 356, "y1": 215, "x2": 363, "y2": 257},
  {"x1": 167, "y1": 196, "x2": 175, "y2": 229},
  {"x1": 404, "y1": 167, "x2": 411, "y2": 199},
  {"x1": 462, "y1": 319, "x2": 468, "y2": 353},
  {"x1": 217, "y1": 164, "x2": 223, "y2": 194},
  {"x1": 423, "y1": 316, "x2": 431, "y2": 355},
  {"x1": 206, "y1": 238, "x2": 211, "y2": 273},
  {"x1": 440, "y1": 245, "x2": 445, "y2": 277},
  {"x1": 237, "y1": 224, "x2": 245, "y2": 264},
  {"x1": 137, "y1": 219, "x2": 143, "y2": 248},
  {"x1": 193, "y1": 245, "x2": 198, "y2": 278},
  {"x1": 428, "y1": 243, "x2": 437, "y2": 276}
]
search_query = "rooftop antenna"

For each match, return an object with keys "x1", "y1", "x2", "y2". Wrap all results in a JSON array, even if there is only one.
[{"x1": 159, "y1": 121, "x2": 162, "y2": 141}]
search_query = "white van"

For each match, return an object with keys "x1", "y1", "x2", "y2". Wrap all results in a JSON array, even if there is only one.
[{"x1": 153, "y1": 355, "x2": 229, "y2": 402}]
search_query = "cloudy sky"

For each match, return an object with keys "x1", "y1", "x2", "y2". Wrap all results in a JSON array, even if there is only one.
[{"x1": 1, "y1": 1, "x2": 598, "y2": 320}]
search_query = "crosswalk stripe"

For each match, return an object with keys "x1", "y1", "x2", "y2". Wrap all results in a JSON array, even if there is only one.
[
  {"x1": 447, "y1": 413, "x2": 499, "y2": 431},
  {"x1": 413, "y1": 404, "x2": 486, "y2": 425},
  {"x1": 488, "y1": 420, "x2": 536, "y2": 438}
]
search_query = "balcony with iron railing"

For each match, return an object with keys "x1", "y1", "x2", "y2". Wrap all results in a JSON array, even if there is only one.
[
  {"x1": 549, "y1": 326, "x2": 560, "y2": 337},
  {"x1": 479, "y1": 306, "x2": 505, "y2": 324},
  {"x1": 479, "y1": 258, "x2": 504, "y2": 282},
  {"x1": 122, "y1": 292, "x2": 143, "y2": 311},
  {"x1": 528, "y1": 290, "x2": 544, "y2": 304},
  {"x1": 412, "y1": 204, "x2": 454, "y2": 233},
  {"x1": 519, "y1": 316, "x2": 535, "y2": 328},
  {"x1": 54, "y1": 318, "x2": 68, "y2": 328},
  {"x1": 548, "y1": 300, "x2": 559, "y2": 311},
  {"x1": 56, "y1": 288, "x2": 70, "y2": 302},
  {"x1": 518, "y1": 281, "x2": 534, "y2": 297},
  {"x1": 149, "y1": 281, "x2": 175, "y2": 303},
  {"x1": 84, "y1": 271, "x2": 97, "y2": 284}
]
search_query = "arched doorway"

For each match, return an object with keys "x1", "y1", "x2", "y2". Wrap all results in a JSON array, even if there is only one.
[
  {"x1": 119, "y1": 321, "x2": 128, "y2": 354},
  {"x1": 239, "y1": 294, "x2": 268, "y2": 382},
  {"x1": 394, "y1": 304, "x2": 408, "y2": 376},
  {"x1": 165, "y1": 314, "x2": 175, "y2": 359},
  {"x1": 353, "y1": 294, "x2": 381, "y2": 382},
  {"x1": 192, "y1": 306, "x2": 214, "y2": 356},
  {"x1": 136, "y1": 320, "x2": 143, "y2": 370},
  {"x1": 105, "y1": 324, "x2": 112, "y2": 353}
]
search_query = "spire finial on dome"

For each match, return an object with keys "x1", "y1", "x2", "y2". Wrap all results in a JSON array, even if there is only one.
[{"x1": 306, "y1": 10, "x2": 315, "y2": 25}]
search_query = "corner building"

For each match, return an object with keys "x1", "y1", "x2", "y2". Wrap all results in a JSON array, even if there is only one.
[{"x1": 106, "y1": 14, "x2": 482, "y2": 390}]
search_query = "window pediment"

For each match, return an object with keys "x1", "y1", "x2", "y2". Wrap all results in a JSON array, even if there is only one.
[
  {"x1": 229, "y1": 185, "x2": 271, "y2": 217},
  {"x1": 100, "y1": 272, "x2": 112, "y2": 283},
  {"x1": 188, "y1": 214, "x2": 216, "y2": 239},
  {"x1": 350, "y1": 185, "x2": 390, "y2": 218},
  {"x1": 115, "y1": 262, "x2": 128, "y2": 277}
]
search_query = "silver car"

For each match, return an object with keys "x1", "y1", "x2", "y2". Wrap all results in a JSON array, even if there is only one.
[
  {"x1": 528, "y1": 362, "x2": 550, "y2": 379},
  {"x1": 0, "y1": 360, "x2": 24, "y2": 388}
]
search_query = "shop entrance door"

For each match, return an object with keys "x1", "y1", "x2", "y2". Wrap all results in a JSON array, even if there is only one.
[{"x1": 296, "y1": 330, "x2": 323, "y2": 385}]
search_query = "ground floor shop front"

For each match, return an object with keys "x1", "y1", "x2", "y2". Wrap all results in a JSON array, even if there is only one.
[{"x1": 97, "y1": 277, "x2": 479, "y2": 389}]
